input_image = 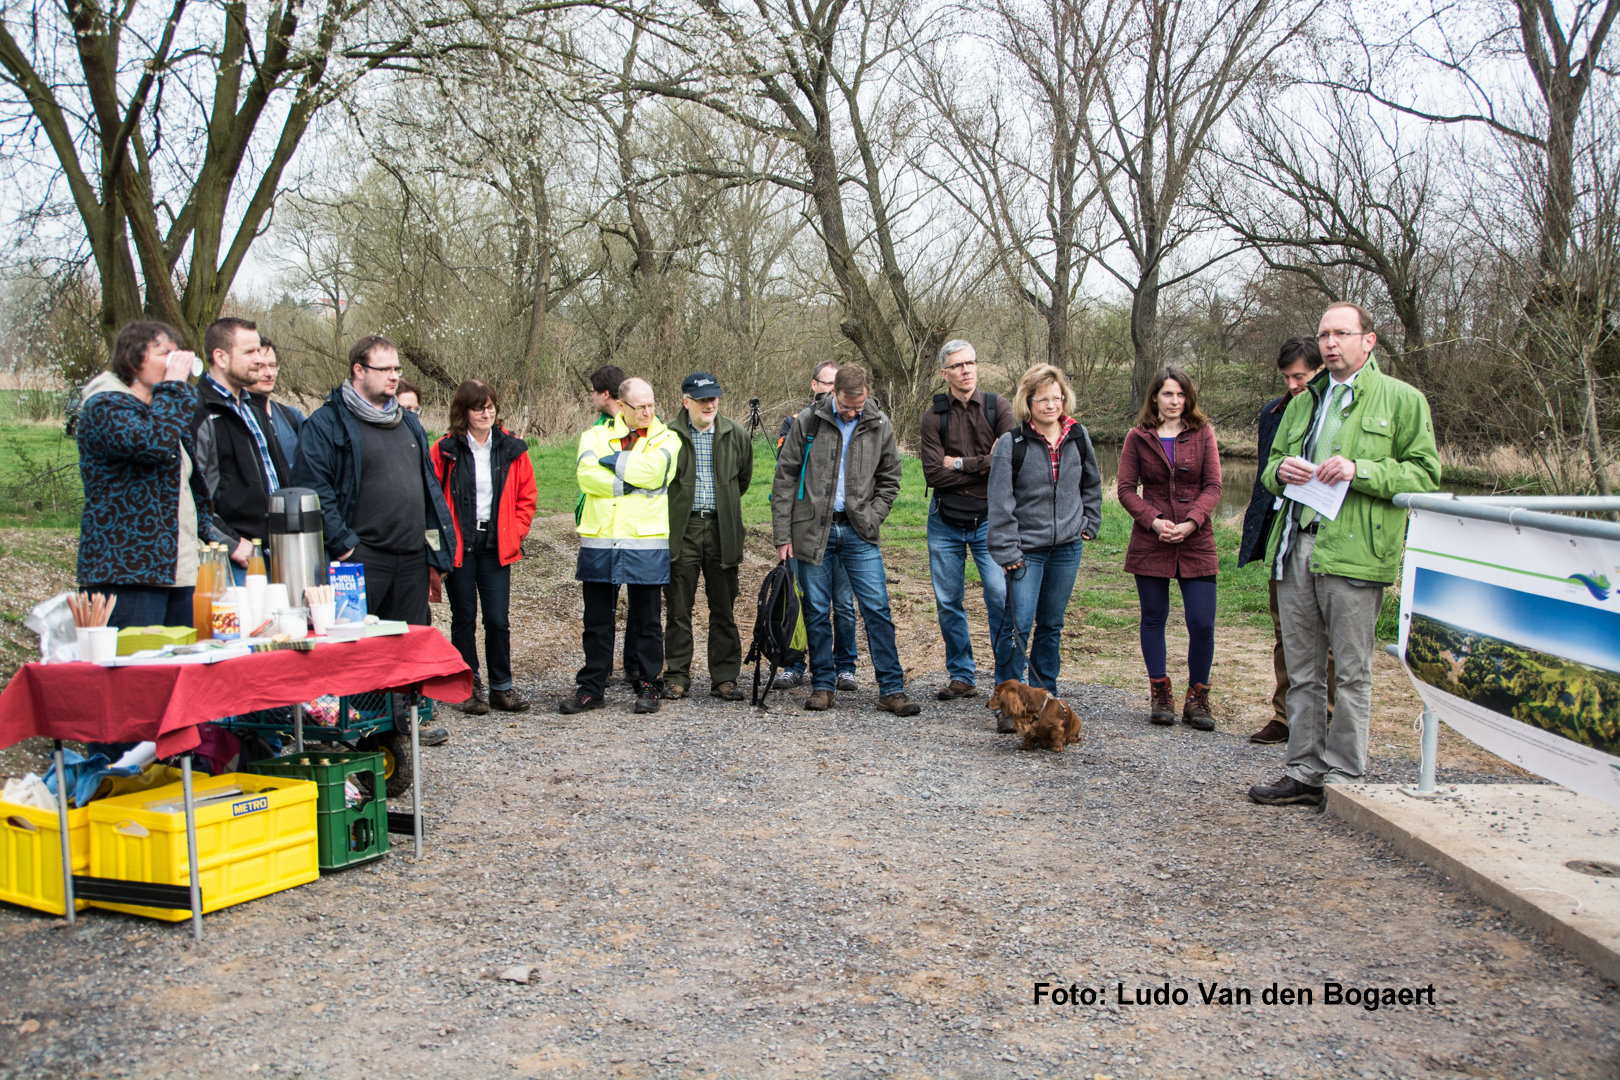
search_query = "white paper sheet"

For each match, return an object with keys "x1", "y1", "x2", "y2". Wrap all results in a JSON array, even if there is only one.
[{"x1": 1282, "y1": 475, "x2": 1350, "y2": 521}]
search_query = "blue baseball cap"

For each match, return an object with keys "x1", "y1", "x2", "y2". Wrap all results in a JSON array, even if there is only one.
[{"x1": 681, "y1": 372, "x2": 722, "y2": 399}]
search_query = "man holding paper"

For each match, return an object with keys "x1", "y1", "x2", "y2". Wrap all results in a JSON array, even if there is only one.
[{"x1": 1248, "y1": 302, "x2": 1441, "y2": 806}]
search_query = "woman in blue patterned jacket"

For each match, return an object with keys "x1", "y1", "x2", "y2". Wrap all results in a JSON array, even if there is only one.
[{"x1": 77, "y1": 321, "x2": 209, "y2": 629}]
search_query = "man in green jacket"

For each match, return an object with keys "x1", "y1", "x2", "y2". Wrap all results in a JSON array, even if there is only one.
[
  {"x1": 663, "y1": 373, "x2": 754, "y2": 701},
  {"x1": 1249, "y1": 302, "x2": 1441, "y2": 807}
]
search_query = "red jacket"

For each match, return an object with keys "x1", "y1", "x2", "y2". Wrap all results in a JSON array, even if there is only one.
[
  {"x1": 430, "y1": 427, "x2": 537, "y2": 568},
  {"x1": 1117, "y1": 422, "x2": 1222, "y2": 578}
]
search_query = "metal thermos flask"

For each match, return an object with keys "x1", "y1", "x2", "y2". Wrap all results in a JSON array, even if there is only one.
[{"x1": 267, "y1": 487, "x2": 328, "y2": 607}]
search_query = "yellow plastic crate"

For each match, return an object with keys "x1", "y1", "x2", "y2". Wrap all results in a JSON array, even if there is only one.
[
  {"x1": 87, "y1": 773, "x2": 318, "y2": 921},
  {"x1": 0, "y1": 801, "x2": 89, "y2": 915}
]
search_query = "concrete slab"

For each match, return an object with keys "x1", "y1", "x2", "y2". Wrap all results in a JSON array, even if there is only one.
[{"x1": 1327, "y1": 783, "x2": 1620, "y2": 985}]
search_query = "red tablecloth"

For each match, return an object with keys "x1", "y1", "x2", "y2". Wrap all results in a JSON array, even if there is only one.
[{"x1": 0, "y1": 626, "x2": 473, "y2": 757}]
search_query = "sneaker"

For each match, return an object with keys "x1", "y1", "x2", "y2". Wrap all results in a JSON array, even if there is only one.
[
  {"x1": 936, "y1": 679, "x2": 976, "y2": 701},
  {"x1": 1249, "y1": 719, "x2": 1289, "y2": 745},
  {"x1": 634, "y1": 683, "x2": 661, "y2": 714},
  {"x1": 418, "y1": 726, "x2": 450, "y2": 747},
  {"x1": 1247, "y1": 776, "x2": 1324, "y2": 806},
  {"x1": 773, "y1": 670, "x2": 805, "y2": 689},
  {"x1": 488, "y1": 688, "x2": 530, "y2": 713},
  {"x1": 460, "y1": 686, "x2": 490, "y2": 716},
  {"x1": 661, "y1": 683, "x2": 689, "y2": 701},
  {"x1": 804, "y1": 689, "x2": 835, "y2": 711},
  {"x1": 1182, "y1": 683, "x2": 1215, "y2": 731},
  {"x1": 558, "y1": 689, "x2": 605, "y2": 715},
  {"x1": 836, "y1": 671, "x2": 858, "y2": 692},
  {"x1": 710, "y1": 681, "x2": 744, "y2": 702},
  {"x1": 877, "y1": 693, "x2": 922, "y2": 718},
  {"x1": 1149, "y1": 677, "x2": 1176, "y2": 725}
]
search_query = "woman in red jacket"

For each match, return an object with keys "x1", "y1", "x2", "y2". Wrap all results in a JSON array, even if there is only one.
[
  {"x1": 431, "y1": 380, "x2": 537, "y2": 714},
  {"x1": 1117, "y1": 366, "x2": 1222, "y2": 730}
]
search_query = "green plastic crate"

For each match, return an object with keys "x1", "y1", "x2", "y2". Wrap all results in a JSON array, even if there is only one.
[{"x1": 245, "y1": 752, "x2": 389, "y2": 870}]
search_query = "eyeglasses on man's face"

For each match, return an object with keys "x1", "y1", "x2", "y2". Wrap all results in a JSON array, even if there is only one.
[
  {"x1": 1316, "y1": 329, "x2": 1365, "y2": 343},
  {"x1": 363, "y1": 363, "x2": 402, "y2": 374},
  {"x1": 943, "y1": 360, "x2": 976, "y2": 373}
]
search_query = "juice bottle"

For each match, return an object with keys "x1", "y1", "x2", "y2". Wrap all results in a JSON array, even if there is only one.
[
  {"x1": 248, "y1": 538, "x2": 266, "y2": 577},
  {"x1": 193, "y1": 542, "x2": 214, "y2": 638}
]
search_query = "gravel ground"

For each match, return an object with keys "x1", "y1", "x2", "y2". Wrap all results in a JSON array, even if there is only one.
[{"x1": 1, "y1": 673, "x2": 1616, "y2": 1080}]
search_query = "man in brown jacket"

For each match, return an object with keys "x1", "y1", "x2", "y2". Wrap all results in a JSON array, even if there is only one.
[
  {"x1": 771, "y1": 364, "x2": 920, "y2": 717},
  {"x1": 920, "y1": 339, "x2": 1017, "y2": 700}
]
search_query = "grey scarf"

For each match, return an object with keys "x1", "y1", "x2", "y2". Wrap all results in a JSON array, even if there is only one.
[{"x1": 341, "y1": 382, "x2": 403, "y2": 427}]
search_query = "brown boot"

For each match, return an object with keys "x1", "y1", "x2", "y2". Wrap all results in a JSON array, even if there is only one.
[
  {"x1": 1249, "y1": 718, "x2": 1288, "y2": 744},
  {"x1": 1182, "y1": 683, "x2": 1215, "y2": 731},
  {"x1": 1149, "y1": 677, "x2": 1176, "y2": 725}
]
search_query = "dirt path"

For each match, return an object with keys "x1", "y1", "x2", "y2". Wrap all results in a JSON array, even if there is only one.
[{"x1": 0, "y1": 519, "x2": 1612, "y2": 1079}]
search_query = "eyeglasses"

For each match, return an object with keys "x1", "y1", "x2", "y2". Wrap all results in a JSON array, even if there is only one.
[
  {"x1": 1031, "y1": 396, "x2": 1064, "y2": 407},
  {"x1": 471, "y1": 404, "x2": 496, "y2": 413},
  {"x1": 943, "y1": 360, "x2": 976, "y2": 373},
  {"x1": 1317, "y1": 329, "x2": 1365, "y2": 343},
  {"x1": 362, "y1": 364, "x2": 402, "y2": 374}
]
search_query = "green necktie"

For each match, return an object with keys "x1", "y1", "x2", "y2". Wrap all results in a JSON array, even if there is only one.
[{"x1": 1300, "y1": 383, "x2": 1347, "y2": 529}]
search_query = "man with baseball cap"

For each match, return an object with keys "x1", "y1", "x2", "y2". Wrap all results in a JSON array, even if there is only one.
[{"x1": 663, "y1": 372, "x2": 754, "y2": 701}]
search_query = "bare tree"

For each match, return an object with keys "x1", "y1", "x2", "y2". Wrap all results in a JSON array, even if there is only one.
[{"x1": 1079, "y1": 0, "x2": 1319, "y2": 412}]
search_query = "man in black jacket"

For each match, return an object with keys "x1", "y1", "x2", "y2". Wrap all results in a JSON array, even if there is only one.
[
  {"x1": 192, "y1": 317, "x2": 289, "y2": 585},
  {"x1": 1237, "y1": 335, "x2": 1333, "y2": 744}
]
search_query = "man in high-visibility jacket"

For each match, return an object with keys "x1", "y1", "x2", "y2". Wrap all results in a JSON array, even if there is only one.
[{"x1": 559, "y1": 377, "x2": 680, "y2": 716}]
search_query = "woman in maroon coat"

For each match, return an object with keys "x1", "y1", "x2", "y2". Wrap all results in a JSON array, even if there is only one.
[{"x1": 1117, "y1": 366, "x2": 1222, "y2": 730}]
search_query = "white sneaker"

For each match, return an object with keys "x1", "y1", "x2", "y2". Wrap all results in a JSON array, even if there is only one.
[
  {"x1": 836, "y1": 671, "x2": 858, "y2": 692},
  {"x1": 772, "y1": 670, "x2": 805, "y2": 689}
]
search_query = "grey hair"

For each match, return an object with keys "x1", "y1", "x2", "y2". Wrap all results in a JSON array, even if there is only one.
[{"x1": 938, "y1": 339, "x2": 974, "y2": 368}]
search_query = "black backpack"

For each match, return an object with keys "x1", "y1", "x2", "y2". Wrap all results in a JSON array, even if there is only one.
[{"x1": 744, "y1": 559, "x2": 809, "y2": 707}]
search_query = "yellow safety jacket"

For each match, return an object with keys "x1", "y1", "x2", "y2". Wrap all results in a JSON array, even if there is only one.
[{"x1": 575, "y1": 414, "x2": 680, "y2": 584}]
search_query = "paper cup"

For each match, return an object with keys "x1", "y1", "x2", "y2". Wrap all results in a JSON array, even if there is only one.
[
  {"x1": 75, "y1": 627, "x2": 93, "y2": 662},
  {"x1": 84, "y1": 626, "x2": 118, "y2": 663},
  {"x1": 263, "y1": 583, "x2": 290, "y2": 616},
  {"x1": 310, "y1": 602, "x2": 336, "y2": 635}
]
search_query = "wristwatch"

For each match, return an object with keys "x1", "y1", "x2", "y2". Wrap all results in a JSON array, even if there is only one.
[{"x1": 952, "y1": 457, "x2": 963, "y2": 470}]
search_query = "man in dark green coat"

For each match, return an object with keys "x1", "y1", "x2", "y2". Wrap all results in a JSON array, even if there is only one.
[{"x1": 663, "y1": 373, "x2": 755, "y2": 700}]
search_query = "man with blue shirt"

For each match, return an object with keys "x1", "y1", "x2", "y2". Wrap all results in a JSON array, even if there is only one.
[
  {"x1": 770, "y1": 364, "x2": 920, "y2": 717},
  {"x1": 192, "y1": 317, "x2": 289, "y2": 585}
]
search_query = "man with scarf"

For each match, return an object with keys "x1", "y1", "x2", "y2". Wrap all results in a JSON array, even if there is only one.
[{"x1": 294, "y1": 334, "x2": 456, "y2": 637}]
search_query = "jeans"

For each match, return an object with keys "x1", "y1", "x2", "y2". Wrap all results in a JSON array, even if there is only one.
[
  {"x1": 1134, "y1": 574, "x2": 1217, "y2": 685},
  {"x1": 797, "y1": 523, "x2": 904, "y2": 696},
  {"x1": 927, "y1": 501, "x2": 1007, "y2": 686},
  {"x1": 445, "y1": 532, "x2": 513, "y2": 690},
  {"x1": 784, "y1": 558, "x2": 857, "y2": 677},
  {"x1": 996, "y1": 540, "x2": 1083, "y2": 693}
]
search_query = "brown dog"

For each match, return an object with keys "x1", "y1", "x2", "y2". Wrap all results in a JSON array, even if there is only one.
[{"x1": 988, "y1": 680, "x2": 1082, "y2": 752}]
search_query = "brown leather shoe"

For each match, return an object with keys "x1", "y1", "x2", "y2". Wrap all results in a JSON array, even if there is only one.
[
  {"x1": 661, "y1": 683, "x2": 689, "y2": 700},
  {"x1": 488, "y1": 687, "x2": 530, "y2": 713},
  {"x1": 877, "y1": 693, "x2": 922, "y2": 718},
  {"x1": 460, "y1": 686, "x2": 490, "y2": 716},
  {"x1": 804, "y1": 689, "x2": 835, "y2": 711},
  {"x1": 1149, "y1": 677, "x2": 1176, "y2": 725},
  {"x1": 936, "y1": 680, "x2": 977, "y2": 701},
  {"x1": 1182, "y1": 683, "x2": 1215, "y2": 731},
  {"x1": 710, "y1": 681, "x2": 744, "y2": 701},
  {"x1": 1249, "y1": 718, "x2": 1289, "y2": 745}
]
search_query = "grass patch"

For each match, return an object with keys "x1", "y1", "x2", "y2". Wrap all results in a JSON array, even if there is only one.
[{"x1": 0, "y1": 420, "x2": 82, "y2": 528}]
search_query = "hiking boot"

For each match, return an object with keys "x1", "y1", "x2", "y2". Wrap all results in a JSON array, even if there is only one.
[
  {"x1": 877, "y1": 693, "x2": 922, "y2": 718},
  {"x1": 1249, "y1": 719, "x2": 1289, "y2": 745},
  {"x1": 460, "y1": 685, "x2": 490, "y2": 716},
  {"x1": 489, "y1": 688, "x2": 529, "y2": 713},
  {"x1": 661, "y1": 683, "x2": 689, "y2": 701},
  {"x1": 710, "y1": 681, "x2": 744, "y2": 702},
  {"x1": 804, "y1": 689, "x2": 835, "y2": 711},
  {"x1": 836, "y1": 671, "x2": 858, "y2": 692},
  {"x1": 1182, "y1": 683, "x2": 1215, "y2": 731},
  {"x1": 558, "y1": 689, "x2": 605, "y2": 715},
  {"x1": 1248, "y1": 775, "x2": 1324, "y2": 806},
  {"x1": 634, "y1": 682, "x2": 661, "y2": 714},
  {"x1": 418, "y1": 727, "x2": 450, "y2": 747},
  {"x1": 1149, "y1": 677, "x2": 1176, "y2": 725},
  {"x1": 772, "y1": 670, "x2": 805, "y2": 689},
  {"x1": 936, "y1": 680, "x2": 976, "y2": 701}
]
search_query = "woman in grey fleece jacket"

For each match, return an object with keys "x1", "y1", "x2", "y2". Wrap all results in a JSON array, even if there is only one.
[{"x1": 986, "y1": 365, "x2": 1103, "y2": 694}]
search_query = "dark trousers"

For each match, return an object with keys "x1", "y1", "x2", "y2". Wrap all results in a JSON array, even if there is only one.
[
  {"x1": 663, "y1": 515, "x2": 741, "y2": 688},
  {"x1": 351, "y1": 544, "x2": 430, "y2": 625},
  {"x1": 578, "y1": 581, "x2": 662, "y2": 696},
  {"x1": 1135, "y1": 574, "x2": 1218, "y2": 686},
  {"x1": 445, "y1": 531, "x2": 513, "y2": 691},
  {"x1": 84, "y1": 584, "x2": 194, "y2": 631}
]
